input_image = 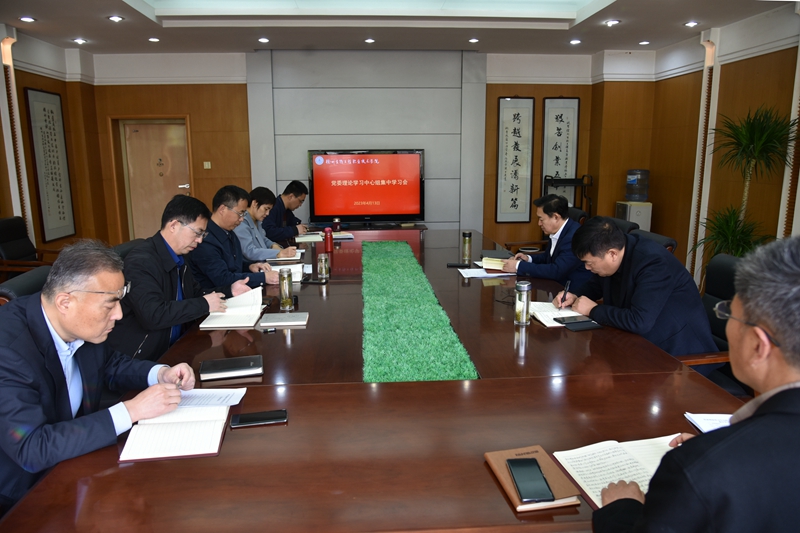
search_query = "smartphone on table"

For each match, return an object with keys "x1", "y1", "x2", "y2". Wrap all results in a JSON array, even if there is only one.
[
  {"x1": 553, "y1": 315, "x2": 593, "y2": 325},
  {"x1": 230, "y1": 409, "x2": 288, "y2": 428},
  {"x1": 506, "y1": 458, "x2": 555, "y2": 503}
]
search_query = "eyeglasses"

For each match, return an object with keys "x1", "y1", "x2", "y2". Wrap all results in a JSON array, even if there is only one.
[
  {"x1": 225, "y1": 205, "x2": 247, "y2": 219},
  {"x1": 180, "y1": 222, "x2": 209, "y2": 239},
  {"x1": 68, "y1": 280, "x2": 131, "y2": 301},
  {"x1": 714, "y1": 300, "x2": 782, "y2": 347}
]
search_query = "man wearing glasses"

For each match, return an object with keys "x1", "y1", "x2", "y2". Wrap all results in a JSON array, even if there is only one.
[
  {"x1": 594, "y1": 236, "x2": 800, "y2": 532},
  {"x1": 190, "y1": 185, "x2": 279, "y2": 290},
  {"x1": 108, "y1": 195, "x2": 252, "y2": 362},
  {"x1": 0, "y1": 241, "x2": 195, "y2": 516}
]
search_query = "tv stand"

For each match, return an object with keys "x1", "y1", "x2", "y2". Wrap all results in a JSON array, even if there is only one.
[{"x1": 344, "y1": 222, "x2": 427, "y2": 231}]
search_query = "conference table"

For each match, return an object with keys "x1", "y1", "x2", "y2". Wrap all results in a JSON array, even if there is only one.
[{"x1": 0, "y1": 229, "x2": 743, "y2": 532}]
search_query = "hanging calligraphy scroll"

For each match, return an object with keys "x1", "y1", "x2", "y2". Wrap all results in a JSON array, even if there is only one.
[
  {"x1": 25, "y1": 89, "x2": 76, "y2": 242},
  {"x1": 541, "y1": 98, "x2": 579, "y2": 204},
  {"x1": 496, "y1": 97, "x2": 534, "y2": 223}
]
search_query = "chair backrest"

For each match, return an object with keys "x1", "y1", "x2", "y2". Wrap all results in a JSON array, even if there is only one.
[
  {"x1": 702, "y1": 254, "x2": 739, "y2": 351},
  {"x1": 0, "y1": 265, "x2": 52, "y2": 305},
  {"x1": 631, "y1": 229, "x2": 678, "y2": 255},
  {"x1": 610, "y1": 217, "x2": 639, "y2": 234},
  {"x1": 0, "y1": 217, "x2": 37, "y2": 261},
  {"x1": 112, "y1": 238, "x2": 145, "y2": 260},
  {"x1": 568, "y1": 207, "x2": 588, "y2": 225}
]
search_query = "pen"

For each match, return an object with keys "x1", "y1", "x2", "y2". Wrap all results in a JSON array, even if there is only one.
[
  {"x1": 175, "y1": 378, "x2": 182, "y2": 389},
  {"x1": 561, "y1": 281, "x2": 571, "y2": 306}
]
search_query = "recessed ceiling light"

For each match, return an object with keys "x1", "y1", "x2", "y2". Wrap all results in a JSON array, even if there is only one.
[
  {"x1": 258, "y1": 37, "x2": 270, "y2": 43},
  {"x1": 365, "y1": 38, "x2": 375, "y2": 44},
  {"x1": 685, "y1": 21, "x2": 698, "y2": 28},
  {"x1": 19, "y1": 16, "x2": 36, "y2": 23},
  {"x1": 570, "y1": 39, "x2": 581, "y2": 45},
  {"x1": 468, "y1": 38, "x2": 479, "y2": 43},
  {"x1": 73, "y1": 38, "x2": 87, "y2": 45},
  {"x1": 639, "y1": 41, "x2": 650, "y2": 45},
  {"x1": 149, "y1": 37, "x2": 160, "y2": 42},
  {"x1": 605, "y1": 20, "x2": 620, "y2": 27},
  {"x1": 108, "y1": 16, "x2": 124, "y2": 22}
]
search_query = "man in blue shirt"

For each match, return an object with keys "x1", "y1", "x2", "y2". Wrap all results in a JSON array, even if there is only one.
[
  {"x1": 190, "y1": 185, "x2": 279, "y2": 289},
  {"x1": 0, "y1": 241, "x2": 195, "y2": 515}
]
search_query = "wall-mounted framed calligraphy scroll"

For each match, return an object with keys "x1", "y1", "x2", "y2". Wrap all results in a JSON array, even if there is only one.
[
  {"x1": 496, "y1": 97, "x2": 534, "y2": 223},
  {"x1": 25, "y1": 88, "x2": 76, "y2": 242},
  {"x1": 541, "y1": 98, "x2": 579, "y2": 204}
]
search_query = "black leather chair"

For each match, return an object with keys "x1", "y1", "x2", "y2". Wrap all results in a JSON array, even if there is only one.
[
  {"x1": 631, "y1": 229, "x2": 678, "y2": 255},
  {"x1": 567, "y1": 207, "x2": 589, "y2": 225},
  {"x1": 0, "y1": 265, "x2": 52, "y2": 305},
  {"x1": 112, "y1": 239, "x2": 145, "y2": 260},
  {"x1": 0, "y1": 217, "x2": 59, "y2": 281},
  {"x1": 610, "y1": 217, "x2": 639, "y2": 234}
]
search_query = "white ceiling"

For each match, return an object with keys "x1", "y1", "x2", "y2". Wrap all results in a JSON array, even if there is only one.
[{"x1": 0, "y1": 0, "x2": 792, "y2": 56}]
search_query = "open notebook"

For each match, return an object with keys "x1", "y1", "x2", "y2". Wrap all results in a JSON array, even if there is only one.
[{"x1": 199, "y1": 289, "x2": 265, "y2": 330}]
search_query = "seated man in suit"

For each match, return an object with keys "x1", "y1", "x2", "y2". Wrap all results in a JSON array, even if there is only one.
[
  {"x1": 262, "y1": 180, "x2": 309, "y2": 245},
  {"x1": 234, "y1": 187, "x2": 298, "y2": 261},
  {"x1": 501, "y1": 194, "x2": 593, "y2": 289},
  {"x1": 594, "y1": 236, "x2": 800, "y2": 532},
  {"x1": 555, "y1": 216, "x2": 716, "y2": 359},
  {"x1": 0, "y1": 241, "x2": 195, "y2": 515},
  {"x1": 190, "y1": 185, "x2": 279, "y2": 289},
  {"x1": 108, "y1": 195, "x2": 252, "y2": 361}
]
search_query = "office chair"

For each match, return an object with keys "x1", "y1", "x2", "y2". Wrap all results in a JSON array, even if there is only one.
[
  {"x1": 0, "y1": 217, "x2": 60, "y2": 282},
  {"x1": 0, "y1": 265, "x2": 52, "y2": 306},
  {"x1": 631, "y1": 229, "x2": 678, "y2": 254},
  {"x1": 610, "y1": 217, "x2": 639, "y2": 234},
  {"x1": 567, "y1": 207, "x2": 588, "y2": 225},
  {"x1": 112, "y1": 239, "x2": 145, "y2": 260}
]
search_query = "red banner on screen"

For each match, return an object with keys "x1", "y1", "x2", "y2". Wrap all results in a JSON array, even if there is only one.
[{"x1": 311, "y1": 153, "x2": 421, "y2": 216}]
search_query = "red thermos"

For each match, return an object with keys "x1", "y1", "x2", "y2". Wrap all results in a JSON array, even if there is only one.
[{"x1": 324, "y1": 227, "x2": 334, "y2": 253}]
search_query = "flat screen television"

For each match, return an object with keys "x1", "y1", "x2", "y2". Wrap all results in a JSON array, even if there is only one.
[{"x1": 307, "y1": 149, "x2": 424, "y2": 224}]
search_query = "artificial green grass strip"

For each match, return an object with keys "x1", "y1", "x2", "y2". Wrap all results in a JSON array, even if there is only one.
[{"x1": 361, "y1": 241, "x2": 478, "y2": 383}]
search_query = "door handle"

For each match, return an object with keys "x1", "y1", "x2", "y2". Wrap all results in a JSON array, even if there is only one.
[{"x1": 177, "y1": 184, "x2": 190, "y2": 189}]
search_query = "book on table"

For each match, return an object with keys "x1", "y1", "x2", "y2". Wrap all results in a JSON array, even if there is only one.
[
  {"x1": 199, "y1": 289, "x2": 265, "y2": 330},
  {"x1": 484, "y1": 445, "x2": 581, "y2": 512},
  {"x1": 552, "y1": 434, "x2": 678, "y2": 509},
  {"x1": 480, "y1": 257, "x2": 506, "y2": 271},
  {"x1": 528, "y1": 301, "x2": 583, "y2": 328},
  {"x1": 266, "y1": 250, "x2": 303, "y2": 263},
  {"x1": 119, "y1": 388, "x2": 247, "y2": 463},
  {"x1": 200, "y1": 354, "x2": 263, "y2": 381},
  {"x1": 295, "y1": 233, "x2": 323, "y2": 243},
  {"x1": 260, "y1": 311, "x2": 309, "y2": 328}
]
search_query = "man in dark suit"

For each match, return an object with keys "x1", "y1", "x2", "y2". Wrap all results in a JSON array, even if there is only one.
[
  {"x1": 0, "y1": 241, "x2": 195, "y2": 515},
  {"x1": 593, "y1": 236, "x2": 800, "y2": 532},
  {"x1": 261, "y1": 180, "x2": 309, "y2": 245},
  {"x1": 501, "y1": 194, "x2": 592, "y2": 289},
  {"x1": 108, "y1": 195, "x2": 252, "y2": 361},
  {"x1": 190, "y1": 185, "x2": 279, "y2": 290},
  {"x1": 555, "y1": 216, "x2": 716, "y2": 357}
]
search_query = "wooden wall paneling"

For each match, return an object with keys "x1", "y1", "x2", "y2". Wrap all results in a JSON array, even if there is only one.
[
  {"x1": 649, "y1": 71, "x2": 703, "y2": 263},
  {"x1": 587, "y1": 83, "x2": 605, "y2": 218},
  {"x1": 708, "y1": 47, "x2": 798, "y2": 237},
  {"x1": 482, "y1": 84, "x2": 592, "y2": 248}
]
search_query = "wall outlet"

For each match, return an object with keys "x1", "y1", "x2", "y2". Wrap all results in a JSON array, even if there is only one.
[{"x1": 203, "y1": 161, "x2": 211, "y2": 169}]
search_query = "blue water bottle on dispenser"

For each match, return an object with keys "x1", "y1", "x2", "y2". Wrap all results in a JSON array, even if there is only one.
[{"x1": 626, "y1": 169, "x2": 649, "y2": 201}]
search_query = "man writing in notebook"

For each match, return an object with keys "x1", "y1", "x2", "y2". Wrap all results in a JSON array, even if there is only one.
[
  {"x1": 501, "y1": 194, "x2": 592, "y2": 288},
  {"x1": 593, "y1": 237, "x2": 800, "y2": 533},
  {"x1": 108, "y1": 195, "x2": 252, "y2": 361},
  {"x1": 0, "y1": 241, "x2": 195, "y2": 516}
]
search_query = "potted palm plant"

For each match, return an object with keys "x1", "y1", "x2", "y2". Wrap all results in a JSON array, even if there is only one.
[{"x1": 696, "y1": 106, "x2": 796, "y2": 256}]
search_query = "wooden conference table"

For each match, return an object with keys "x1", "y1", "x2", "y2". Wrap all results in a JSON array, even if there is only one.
[{"x1": 1, "y1": 230, "x2": 743, "y2": 532}]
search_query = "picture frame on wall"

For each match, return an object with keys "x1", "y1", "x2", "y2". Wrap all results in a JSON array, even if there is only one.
[
  {"x1": 541, "y1": 97, "x2": 579, "y2": 204},
  {"x1": 496, "y1": 97, "x2": 534, "y2": 223},
  {"x1": 25, "y1": 88, "x2": 76, "y2": 242}
]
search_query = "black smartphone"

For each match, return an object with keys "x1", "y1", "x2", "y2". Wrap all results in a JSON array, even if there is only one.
[
  {"x1": 554, "y1": 315, "x2": 593, "y2": 324},
  {"x1": 506, "y1": 458, "x2": 555, "y2": 503},
  {"x1": 230, "y1": 409, "x2": 288, "y2": 428},
  {"x1": 301, "y1": 276, "x2": 328, "y2": 285}
]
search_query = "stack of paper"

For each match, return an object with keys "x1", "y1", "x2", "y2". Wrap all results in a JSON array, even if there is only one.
[
  {"x1": 119, "y1": 388, "x2": 247, "y2": 462},
  {"x1": 267, "y1": 251, "x2": 303, "y2": 263},
  {"x1": 199, "y1": 289, "x2": 265, "y2": 330},
  {"x1": 684, "y1": 412, "x2": 731, "y2": 433},
  {"x1": 260, "y1": 311, "x2": 309, "y2": 328}
]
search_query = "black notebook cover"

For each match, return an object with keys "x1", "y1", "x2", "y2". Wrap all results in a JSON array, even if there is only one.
[
  {"x1": 481, "y1": 249, "x2": 513, "y2": 259},
  {"x1": 199, "y1": 355, "x2": 264, "y2": 381}
]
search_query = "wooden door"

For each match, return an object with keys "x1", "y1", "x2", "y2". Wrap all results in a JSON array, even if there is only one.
[{"x1": 122, "y1": 122, "x2": 190, "y2": 239}]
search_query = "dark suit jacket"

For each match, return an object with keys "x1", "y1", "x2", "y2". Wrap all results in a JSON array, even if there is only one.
[
  {"x1": 516, "y1": 218, "x2": 593, "y2": 289},
  {"x1": 189, "y1": 219, "x2": 265, "y2": 290},
  {"x1": 574, "y1": 233, "x2": 716, "y2": 356},
  {"x1": 262, "y1": 195, "x2": 301, "y2": 244},
  {"x1": 593, "y1": 387, "x2": 800, "y2": 533},
  {"x1": 108, "y1": 232, "x2": 231, "y2": 362},
  {"x1": 0, "y1": 294, "x2": 156, "y2": 507}
]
